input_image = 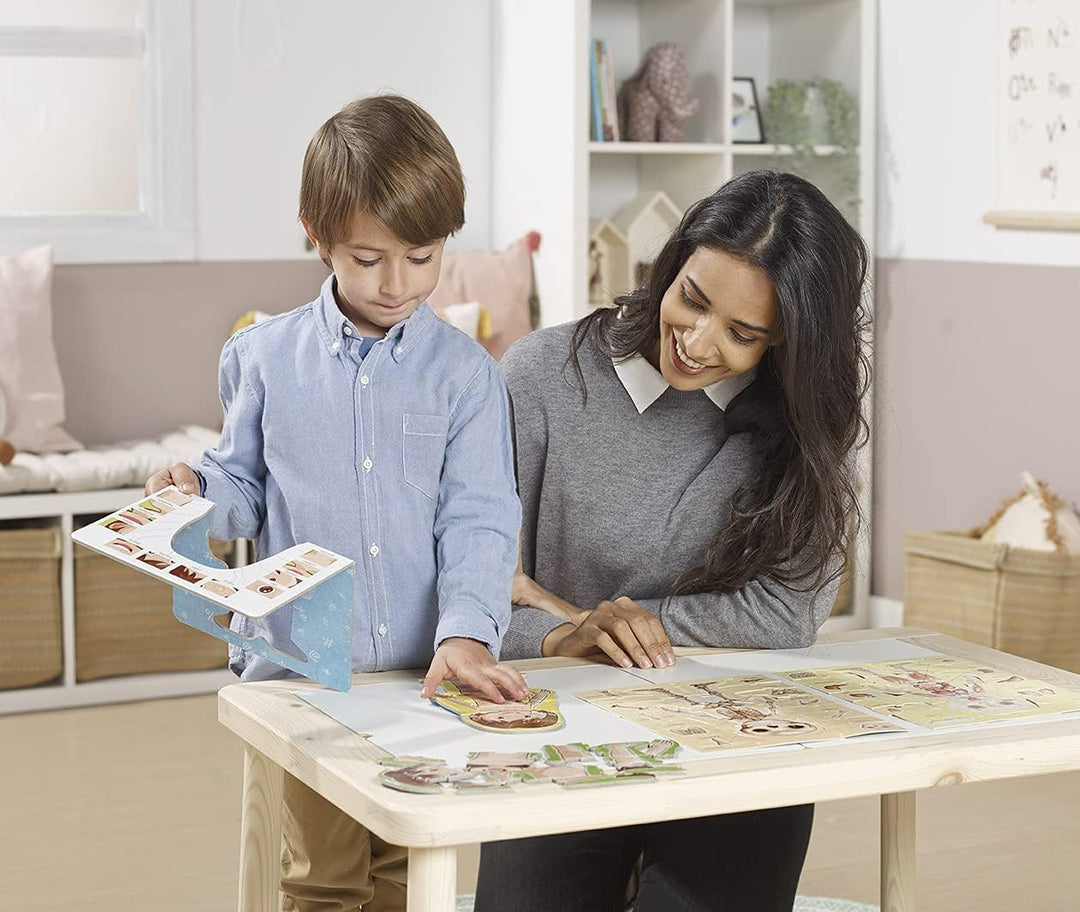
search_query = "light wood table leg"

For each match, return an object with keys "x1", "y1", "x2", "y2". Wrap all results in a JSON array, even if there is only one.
[
  {"x1": 881, "y1": 791, "x2": 916, "y2": 912},
  {"x1": 238, "y1": 745, "x2": 283, "y2": 912},
  {"x1": 407, "y1": 846, "x2": 457, "y2": 912}
]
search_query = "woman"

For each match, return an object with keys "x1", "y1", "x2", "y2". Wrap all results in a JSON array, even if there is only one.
[{"x1": 475, "y1": 170, "x2": 869, "y2": 912}]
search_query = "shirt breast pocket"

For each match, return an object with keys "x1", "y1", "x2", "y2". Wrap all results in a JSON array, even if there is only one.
[{"x1": 402, "y1": 412, "x2": 451, "y2": 500}]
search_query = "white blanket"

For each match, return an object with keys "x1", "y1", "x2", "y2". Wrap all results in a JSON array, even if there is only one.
[{"x1": 0, "y1": 425, "x2": 221, "y2": 496}]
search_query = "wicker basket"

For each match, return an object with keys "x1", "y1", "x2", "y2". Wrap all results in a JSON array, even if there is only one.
[
  {"x1": 74, "y1": 532, "x2": 230, "y2": 681},
  {"x1": 0, "y1": 526, "x2": 63, "y2": 689},
  {"x1": 831, "y1": 564, "x2": 854, "y2": 617},
  {"x1": 829, "y1": 531, "x2": 858, "y2": 617},
  {"x1": 904, "y1": 530, "x2": 1080, "y2": 672}
]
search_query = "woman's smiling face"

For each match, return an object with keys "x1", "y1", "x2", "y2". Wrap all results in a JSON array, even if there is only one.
[{"x1": 654, "y1": 246, "x2": 778, "y2": 391}]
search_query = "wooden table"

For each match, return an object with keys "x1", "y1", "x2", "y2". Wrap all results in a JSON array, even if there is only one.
[{"x1": 218, "y1": 627, "x2": 1080, "y2": 912}]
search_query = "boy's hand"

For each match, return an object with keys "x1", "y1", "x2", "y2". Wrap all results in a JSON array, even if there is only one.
[
  {"x1": 145, "y1": 462, "x2": 200, "y2": 497},
  {"x1": 421, "y1": 637, "x2": 528, "y2": 703}
]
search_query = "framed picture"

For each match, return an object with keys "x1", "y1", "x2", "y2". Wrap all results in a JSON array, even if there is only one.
[{"x1": 731, "y1": 77, "x2": 765, "y2": 144}]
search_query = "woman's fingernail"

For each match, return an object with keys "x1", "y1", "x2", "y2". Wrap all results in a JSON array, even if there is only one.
[{"x1": 620, "y1": 658, "x2": 632, "y2": 668}]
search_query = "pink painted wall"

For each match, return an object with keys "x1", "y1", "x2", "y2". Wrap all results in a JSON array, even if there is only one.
[
  {"x1": 872, "y1": 257, "x2": 1080, "y2": 598},
  {"x1": 52, "y1": 260, "x2": 327, "y2": 446}
]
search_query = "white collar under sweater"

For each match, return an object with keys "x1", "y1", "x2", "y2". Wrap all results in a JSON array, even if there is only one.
[{"x1": 612, "y1": 354, "x2": 756, "y2": 414}]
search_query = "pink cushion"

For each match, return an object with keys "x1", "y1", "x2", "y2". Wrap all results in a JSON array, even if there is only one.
[
  {"x1": 429, "y1": 235, "x2": 534, "y2": 359},
  {"x1": 0, "y1": 245, "x2": 81, "y2": 453}
]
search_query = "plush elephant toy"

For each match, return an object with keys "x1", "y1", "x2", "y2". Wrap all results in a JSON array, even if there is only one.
[{"x1": 618, "y1": 42, "x2": 699, "y2": 142}]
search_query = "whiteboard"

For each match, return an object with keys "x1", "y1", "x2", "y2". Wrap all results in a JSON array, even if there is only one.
[{"x1": 986, "y1": 0, "x2": 1080, "y2": 230}]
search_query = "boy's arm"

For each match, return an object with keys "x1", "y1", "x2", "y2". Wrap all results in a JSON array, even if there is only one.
[
  {"x1": 195, "y1": 332, "x2": 267, "y2": 541},
  {"x1": 432, "y1": 359, "x2": 522, "y2": 658}
]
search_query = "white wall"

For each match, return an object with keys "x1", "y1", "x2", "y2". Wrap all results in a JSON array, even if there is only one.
[
  {"x1": 490, "y1": 0, "x2": 588, "y2": 327},
  {"x1": 194, "y1": 0, "x2": 492, "y2": 260},
  {"x1": 878, "y1": 0, "x2": 1078, "y2": 266}
]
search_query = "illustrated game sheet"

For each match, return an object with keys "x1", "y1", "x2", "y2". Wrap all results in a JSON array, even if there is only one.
[{"x1": 780, "y1": 655, "x2": 1080, "y2": 729}]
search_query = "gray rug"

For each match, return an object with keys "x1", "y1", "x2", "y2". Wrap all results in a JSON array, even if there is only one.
[{"x1": 455, "y1": 896, "x2": 878, "y2": 911}]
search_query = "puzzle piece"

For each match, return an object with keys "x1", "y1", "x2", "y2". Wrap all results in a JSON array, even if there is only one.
[
  {"x1": 541, "y1": 743, "x2": 595, "y2": 764},
  {"x1": 378, "y1": 760, "x2": 475, "y2": 794},
  {"x1": 466, "y1": 751, "x2": 543, "y2": 770},
  {"x1": 431, "y1": 680, "x2": 564, "y2": 733},
  {"x1": 375, "y1": 738, "x2": 684, "y2": 796}
]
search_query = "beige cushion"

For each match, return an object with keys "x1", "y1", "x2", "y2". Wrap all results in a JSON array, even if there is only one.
[
  {"x1": 428, "y1": 235, "x2": 534, "y2": 359},
  {"x1": 0, "y1": 245, "x2": 81, "y2": 453}
]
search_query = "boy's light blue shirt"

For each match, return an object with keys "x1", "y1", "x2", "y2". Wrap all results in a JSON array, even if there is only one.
[{"x1": 197, "y1": 275, "x2": 521, "y2": 682}]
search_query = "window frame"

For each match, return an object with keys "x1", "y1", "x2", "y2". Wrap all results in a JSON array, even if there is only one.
[{"x1": 0, "y1": 0, "x2": 194, "y2": 263}]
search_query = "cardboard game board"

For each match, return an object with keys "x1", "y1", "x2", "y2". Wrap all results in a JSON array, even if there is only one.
[
  {"x1": 781, "y1": 656, "x2": 1080, "y2": 729},
  {"x1": 575, "y1": 674, "x2": 906, "y2": 752},
  {"x1": 72, "y1": 487, "x2": 356, "y2": 690}
]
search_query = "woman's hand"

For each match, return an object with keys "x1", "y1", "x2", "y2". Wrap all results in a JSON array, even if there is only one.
[
  {"x1": 512, "y1": 573, "x2": 587, "y2": 624},
  {"x1": 541, "y1": 597, "x2": 675, "y2": 669}
]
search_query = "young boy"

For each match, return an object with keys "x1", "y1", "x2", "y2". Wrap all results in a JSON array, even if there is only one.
[{"x1": 146, "y1": 94, "x2": 524, "y2": 912}]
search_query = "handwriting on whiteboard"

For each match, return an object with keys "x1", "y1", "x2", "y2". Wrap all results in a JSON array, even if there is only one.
[{"x1": 999, "y1": 1, "x2": 1079, "y2": 210}]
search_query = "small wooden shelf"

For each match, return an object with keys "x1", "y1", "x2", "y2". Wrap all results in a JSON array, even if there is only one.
[
  {"x1": 734, "y1": 143, "x2": 848, "y2": 156},
  {"x1": 737, "y1": 0, "x2": 838, "y2": 7},
  {"x1": 589, "y1": 142, "x2": 851, "y2": 157},
  {"x1": 589, "y1": 141, "x2": 729, "y2": 155}
]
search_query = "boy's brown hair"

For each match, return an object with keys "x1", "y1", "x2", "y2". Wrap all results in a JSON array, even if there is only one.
[{"x1": 299, "y1": 94, "x2": 465, "y2": 249}]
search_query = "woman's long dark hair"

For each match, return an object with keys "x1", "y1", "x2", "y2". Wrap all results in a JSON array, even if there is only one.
[{"x1": 570, "y1": 170, "x2": 870, "y2": 593}]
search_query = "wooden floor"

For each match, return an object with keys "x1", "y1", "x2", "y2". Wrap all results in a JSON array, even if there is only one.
[{"x1": 3, "y1": 694, "x2": 1078, "y2": 911}]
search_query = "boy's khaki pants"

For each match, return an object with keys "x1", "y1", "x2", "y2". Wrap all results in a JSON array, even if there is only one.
[{"x1": 281, "y1": 773, "x2": 408, "y2": 912}]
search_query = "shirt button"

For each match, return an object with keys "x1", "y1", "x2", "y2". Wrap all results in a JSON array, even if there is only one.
[
  {"x1": 331, "y1": 341, "x2": 340, "y2": 352},
  {"x1": 343, "y1": 324, "x2": 352, "y2": 336},
  {"x1": 362, "y1": 458, "x2": 372, "y2": 471},
  {"x1": 394, "y1": 345, "x2": 404, "y2": 358},
  {"x1": 378, "y1": 623, "x2": 388, "y2": 637},
  {"x1": 369, "y1": 544, "x2": 380, "y2": 557},
  {"x1": 360, "y1": 375, "x2": 369, "y2": 386}
]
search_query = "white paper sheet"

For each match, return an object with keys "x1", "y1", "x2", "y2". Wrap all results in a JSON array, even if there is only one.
[{"x1": 300, "y1": 666, "x2": 726, "y2": 768}]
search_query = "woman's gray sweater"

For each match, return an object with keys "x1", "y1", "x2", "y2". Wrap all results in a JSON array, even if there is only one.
[{"x1": 499, "y1": 321, "x2": 840, "y2": 660}]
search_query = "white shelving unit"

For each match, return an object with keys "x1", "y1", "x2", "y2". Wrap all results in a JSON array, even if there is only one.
[
  {"x1": 492, "y1": 0, "x2": 877, "y2": 630},
  {"x1": 0, "y1": 488, "x2": 241, "y2": 714},
  {"x1": 589, "y1": 142, "x2": 847, "y2": 155}
]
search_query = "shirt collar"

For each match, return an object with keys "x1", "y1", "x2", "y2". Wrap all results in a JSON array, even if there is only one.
[
  {"x1": 313, "y1": 274, "x2": 431, "y2": 362},
  {"x1": 612, "y1": 353, "x2": 756, "y2": 414}
]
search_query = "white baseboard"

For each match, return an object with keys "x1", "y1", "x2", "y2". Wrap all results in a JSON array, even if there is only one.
[{"x1": 869, "y1": 596, "x2": 904, "y2": 629}]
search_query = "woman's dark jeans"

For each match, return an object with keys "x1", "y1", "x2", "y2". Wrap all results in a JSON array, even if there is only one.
[{"x1": 475, "y1": 804, "x2": 814, "y2": 912}]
